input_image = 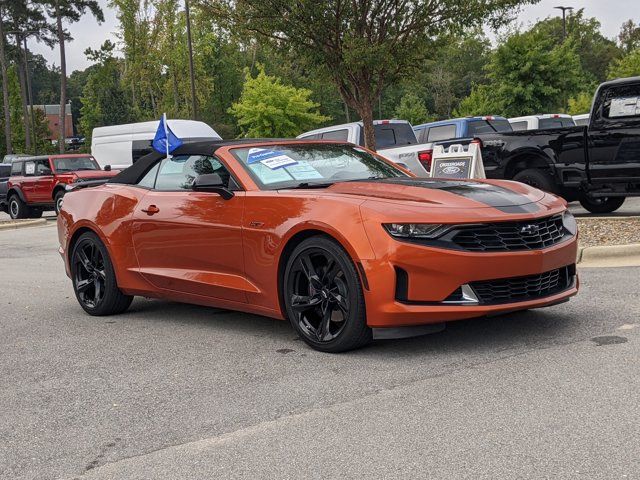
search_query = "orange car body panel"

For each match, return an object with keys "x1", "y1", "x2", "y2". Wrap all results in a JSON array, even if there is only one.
[{"x1": 58, "y1": 140, "x2": 578, "y2": 328}]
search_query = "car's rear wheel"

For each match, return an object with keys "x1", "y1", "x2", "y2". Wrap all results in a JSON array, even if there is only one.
[
  {"x1": 8, "y1": 194, "x2": 29, "y2": 219},
  {"x1": 283, "y1": 236, "x2": 372, "y2": 353},
  {"x1": 513, "y1": 168, "x2": 557, "y2": 193},
  {"x1": 54, "y1": 191, "x2": 65, "y2": 214},
  {"x1": 579, "y1": 196, "x2": 625, "y2": 214},
  {"x1": 71, "y1": 232, "x2": 133, "y2": 316}
]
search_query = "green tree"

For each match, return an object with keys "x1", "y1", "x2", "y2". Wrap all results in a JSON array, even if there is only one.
[
  {"x1": 619, "y1": 19, "x2": 640, "y2": 54},
  {"x1": 228, "y1": 66, "x2": 329, "y2": 138},
  {"x1": 394, "y1": 93, "x2": 432, "y2": 125},
  {"x1": 608, "y1": 48, "x2": 640, "y2": 79},
  {"x1": 454, "y1": 84, "x2": 500, "y2": 117},
  {"x1": 41, "y1": 0, "x2": 104, "y2": 152},
  {"x1": 213, "y1": 0, "x2": 536, "y2": 150},
  {"x1": 79, "y1": 40, "x2": 132, "y2": 138},
  {"x1": 567, "y1": 91, "x2": 593, "y2": 115}
]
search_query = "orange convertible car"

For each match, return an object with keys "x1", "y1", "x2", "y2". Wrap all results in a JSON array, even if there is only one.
[{"x1": 58, "y1": 139, "x2": 578, "y2": 352}]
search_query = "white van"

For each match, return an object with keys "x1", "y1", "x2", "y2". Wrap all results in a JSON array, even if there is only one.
[{"x1": 91, "y1": 120, "x2": 222, "y2": 169}]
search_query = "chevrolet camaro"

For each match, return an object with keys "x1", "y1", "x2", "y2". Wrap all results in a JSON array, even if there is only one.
[{"x1": 57, "y1": 139, "x2": 579, "y2": 352}]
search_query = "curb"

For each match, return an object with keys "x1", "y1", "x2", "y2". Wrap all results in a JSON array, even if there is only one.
[
  {"x1": 578, "y1": 243, "x2": 640, "y2": 267},
  {"x1": 0, "y1": 218, "x2": 48, "y2": 231}
]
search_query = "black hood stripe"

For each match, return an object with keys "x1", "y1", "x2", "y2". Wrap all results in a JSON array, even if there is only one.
[{"x1": 373, "y1": 178, "x2": 540, "y2": 214}]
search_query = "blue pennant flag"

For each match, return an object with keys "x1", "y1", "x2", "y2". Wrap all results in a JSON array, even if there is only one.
[{"x1": 152, "y1": 114, "x2": 183, "y2": 156}]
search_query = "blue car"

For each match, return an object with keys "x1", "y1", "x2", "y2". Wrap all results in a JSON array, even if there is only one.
[{"x1": 413, "y1": 116, "x2": 513, "y2": 143}]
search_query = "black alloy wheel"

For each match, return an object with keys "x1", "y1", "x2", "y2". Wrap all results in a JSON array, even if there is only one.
[
  {"x1": 8, "y1": 195, "x2": 29, "y2": 219},
  {"x1": 284, "y1": 237, "x2": 371, "y2": 352},
  {"x1": 513, "y1": 168, "x2": 557, "y2": 193},
  {"x1": 71, "y1": 232, "x2": 133, "y2": 315},
  {"x1": 579, "y1": 196, "x2": 625, "y2": 214}
]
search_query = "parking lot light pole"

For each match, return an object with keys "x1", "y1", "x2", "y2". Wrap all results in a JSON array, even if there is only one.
[
  {"x1": 554, "y1": 6, "x2": 574, "y2": 40},
  {"x1": 185, "y1": 0, "x2": 198, "y2": 120}
]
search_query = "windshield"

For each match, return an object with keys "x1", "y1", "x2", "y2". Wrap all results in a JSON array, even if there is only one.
[
  {"x1": 53, "y1": 156, "x2": 100, "y2": 172},
  {"x1": 467, "y1": 119, "x2": 513, "y2": 135},
  {"x1": 232, "y1": 144, "x2": 407, "y2": 190}
]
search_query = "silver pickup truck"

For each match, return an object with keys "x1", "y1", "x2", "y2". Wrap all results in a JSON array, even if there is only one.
[{"x1": 297, "y1": 120, "x2": 433, "y2": 176}]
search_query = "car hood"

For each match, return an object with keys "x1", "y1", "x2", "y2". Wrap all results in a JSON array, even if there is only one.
[{"x1": 326, "y1": 178, "x2": 546, "y2": 212}]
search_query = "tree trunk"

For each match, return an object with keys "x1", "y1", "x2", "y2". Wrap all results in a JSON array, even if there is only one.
[
  {"x1": 0, "y1": 10, "x2": 12, "y2": 154},
  {"x1": 56, "y1": 2, "x2": 67, "y2": 154},
  {"x1": 15, "y1": 37, "x2": 32, "y2": 152},
  {"x1": 355, "y1": 100, "x2": 376, "y2": 151}
]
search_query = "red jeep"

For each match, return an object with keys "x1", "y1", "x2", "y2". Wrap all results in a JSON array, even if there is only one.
[{"x1": 3, "y1": 154, "x2": 119, "y2": 219}]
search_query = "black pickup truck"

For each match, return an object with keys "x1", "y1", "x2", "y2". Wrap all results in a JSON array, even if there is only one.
[{"x1": 437, "y1": 76, "x2": 640, "y2": 213}]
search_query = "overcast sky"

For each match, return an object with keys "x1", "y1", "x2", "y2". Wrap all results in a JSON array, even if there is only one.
[{"x1": 29, "y1": 0, "x2": 640, "y2": 73}]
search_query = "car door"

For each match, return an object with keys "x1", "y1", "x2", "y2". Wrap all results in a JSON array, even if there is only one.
[
  {"x1": 588, "y1": 83, "x2": 640, "y2": 182},
  {"x1": 20, "y1": 160, "x2": 39, "y2": 202},
  {"x1": 34, "y1": 158, "x2": 55, "y2": 203},
  {"x1": 130, "y1": 154, "x2": 248, "y2": 302}
]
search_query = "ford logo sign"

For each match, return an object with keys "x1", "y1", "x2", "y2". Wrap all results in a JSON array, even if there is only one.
[
  {"x1": 442, "y1": 166, "x2": 461, "y2": 175},
  {"x1": 520, "y1": 224, "x2": 540, "y2": 235}
]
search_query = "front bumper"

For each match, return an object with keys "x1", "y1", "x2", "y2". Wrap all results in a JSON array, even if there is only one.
[{"x1": 360, "y1": 234, "x2": 579, "y2": 328}]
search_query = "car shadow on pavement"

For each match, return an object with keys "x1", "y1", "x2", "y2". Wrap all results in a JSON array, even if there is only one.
[{"x1": 117, "y1": 298, "x2": 583, "y2": 358}]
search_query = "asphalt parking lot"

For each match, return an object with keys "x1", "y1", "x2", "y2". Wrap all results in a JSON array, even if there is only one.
[{"x1": 1, "y1": 221, "x2": 638, "y2": 479}]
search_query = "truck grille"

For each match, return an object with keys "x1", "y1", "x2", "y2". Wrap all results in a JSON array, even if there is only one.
[
  {"x1": 451, "y1": 215, "x2": 567, "y2": 251},
  {"x1": 469, "y1": 265, "x2": 575, "y2": 305}
]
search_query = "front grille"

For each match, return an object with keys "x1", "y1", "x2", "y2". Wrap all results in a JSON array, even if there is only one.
[
  {"x1": 451, "y1": 215, "x2": 567, "y2": 251},
  {"x1": 469, "y1": 265, "x2": 575, "y2": 305}
]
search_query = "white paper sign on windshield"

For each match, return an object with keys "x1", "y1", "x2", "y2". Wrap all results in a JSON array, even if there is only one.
[{"x1": 260, "y1": 155, "x2": 298, "y2": 170}]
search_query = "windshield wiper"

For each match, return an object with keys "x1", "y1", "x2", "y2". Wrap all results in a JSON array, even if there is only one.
[{"x1": 287, "y1": 181, "x2": 335, "y2": 189}]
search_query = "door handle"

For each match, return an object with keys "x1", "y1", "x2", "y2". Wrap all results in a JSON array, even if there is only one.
[{"x1": 142, "y1": 205, "x2": 160, "y2": 215}]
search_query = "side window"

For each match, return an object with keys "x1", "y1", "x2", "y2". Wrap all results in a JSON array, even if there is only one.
[
  {"x1": 374, "y1": 127, "x2": 397, "y2": 148},
  {"x1": 510, "y1": 121, "x2": 528, "y2": 131},
  {"x1": 154, "y1": 155, "x2": 232, "y2": 191},
  {"x1": 35, "y1": 159, "x2": 51, "y2": 175},
  {"x1": 137, "y1": 163, "x2": 160, "y2": 188},
  {"x1": 24, "y1": 162, "x2": 36, "y2": 176},
  {"x1": 299, "y1": 133, "x2": 321, "y2": 140},
  {"x1": 427, "y1": 125, "x2": 457, "y2": 142},
  {"x1": 418, "y1": 128, "x2": 430, "y2": 143},
  {"x1": 11, "y1": 162, "x2": 23, "y2": 175},
  {"x1": 321, "y1": 129, "x2": 349, "y2": 141}
]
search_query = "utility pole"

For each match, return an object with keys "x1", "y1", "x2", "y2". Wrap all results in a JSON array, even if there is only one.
[
  {"x1": 184, "y1": 0, "x2": 198, "y2": 120},
  {"x1": 554, "y1": 6, "x2": 574, "y2": 40}
]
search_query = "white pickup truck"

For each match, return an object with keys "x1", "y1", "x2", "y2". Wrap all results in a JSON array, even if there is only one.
[
  {"x1": 297, "y1": 120, "x2": 433, "y2": 176},
  {"x1": 508, "y1": 114, "x2": 576, "y2": 131}
]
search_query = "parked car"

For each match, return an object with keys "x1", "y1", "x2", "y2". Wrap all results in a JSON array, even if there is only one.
[
  {"x1": 1, "y1": 154, "x2": 119, "y2": 219},
  {"x1": 298, "y1": 120, "x2": 432, "y2": 175},
  {"x1": 509, "y1": 114, "x2": 576, "y2": 131},
  {"x1": 0, "y1": 163, "x2": 10, "y2": 212},
  {"x1": 573, "y1": 114, "x2": 590, "y2": 126},
  {"x1": 91, "y1": 120, "x2": 221, "y2": 169},
  {"x1": 57, "y1": 139, "x2": 578, "y2": 352},
  {"x1": 413, "y1": 116, "x2": 513, "y2": 143},
  {"x1": 433, "y1": 77, "x2": 640, "y2": 213}
]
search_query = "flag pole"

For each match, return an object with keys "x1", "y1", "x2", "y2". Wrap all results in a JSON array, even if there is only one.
[{"x1": 164, "y1": 113, "x2": 170, "y2": 159}]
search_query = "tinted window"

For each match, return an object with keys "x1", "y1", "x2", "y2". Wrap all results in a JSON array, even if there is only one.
[
  {"x1": 53, "y1": 156, "x2": 100, "y2": 172},
  {"x1": 0, "y1": 164, "x2": 11, "y2": 177},
  {"x1": 467, "y1": 119, "x2": 513, "y2": 135},
  {"x1": 427, "y1": 125, "x2": 457, "y2": 141},
  {"x1": 374, "y1": 123, "x2": 416, "y2": 148},
  {"x1": 35, "y1": 159, "x2": 52, "y2": 175},
  {"x1": 232, "y1": 144, "x2": 406, "y2": 190},
  {"x1": 510, "y1": 121, "x2": 528, "y2": 131},
  {"x1": 11, "y1": 162, "x2": 23, "y2": 175},
  {"x1": 321, "y1": 130, "x2": 349, "y2": 141},
  {"x1": 154, "y1": 155, "x2": 231, "y2": 191},
  {"x1": 538, "y1": 118, "x2": 576, "y2": 129},
  {"x1": 132, "y1": 140, "x2": 153, "y2": 163}
]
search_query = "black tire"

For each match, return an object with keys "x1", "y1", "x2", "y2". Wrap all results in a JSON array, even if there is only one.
[
  {"x1": 513, "y1": 168, "x2": 557, "y2": 193},
  {"x1": 8, "y1": 194, "x2": 29, "y2": 219},
  {"x1": 579, "y1": 196, "x2": 625, "y2": 214},
  {"x1": 54, "y1": 190, "x2": 65, "y2": 214},
  {"x1": 283, "y1": 236, "x2": 372, "y2": 353},
  {"x1": 29, "y1": 208, "x2": 43, "y2": 219},
  {"x1": 71, "y1": 231, "x2": 133, "y2": 316}
]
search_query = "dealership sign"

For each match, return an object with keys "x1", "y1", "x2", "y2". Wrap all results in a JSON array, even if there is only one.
[{"x1": 430, "y1": 143, "x2": 486, "y2": 180}]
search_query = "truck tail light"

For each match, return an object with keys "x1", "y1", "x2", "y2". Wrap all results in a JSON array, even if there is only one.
[
  {"x1": 418, "y1": 150, "x2": 433, "y2": 172},
  {"x1": 471, "y1": 138, "x2": 483, "y2": 148}
]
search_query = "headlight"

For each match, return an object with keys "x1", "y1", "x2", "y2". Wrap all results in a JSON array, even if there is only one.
[
  {"x1": 562, "y1": 210, "x2": 577, "y2": 236},
  {"x1": 383, "y1": 223, "x2": 451, "y2": 239}
]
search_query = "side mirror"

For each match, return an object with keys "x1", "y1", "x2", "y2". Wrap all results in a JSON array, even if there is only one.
[
  {"x1": 192, "y1": 173, "x2": 234, "y2": 200},
  {"x1": 104, "y1": 165, "x2": 112, "y2": 171}
]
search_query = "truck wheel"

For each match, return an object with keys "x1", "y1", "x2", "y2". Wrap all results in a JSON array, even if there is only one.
[
  {"x1": 513, "y1": 169, "x2": 557, "y2": 193},
  {"x1": 8, "y1": 194, "x2": 30, "y2": 220},
  {"x1": 54, "y1": 191, "x2": 65, "y2": 214},
  {"x1": 579, "y1": 196, "x2": 625, "y2": 214}
]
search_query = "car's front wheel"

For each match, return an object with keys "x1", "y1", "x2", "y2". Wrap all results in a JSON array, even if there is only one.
[
  {"x1": 8, "y1": 194, "x2": 29, "y2": 219},
  {"x1": 71, "y1": 232, "x2": 133, "y2": 316},
  {"x1": 283, "y1": 236, "x2": 372, "y2": 352}
]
